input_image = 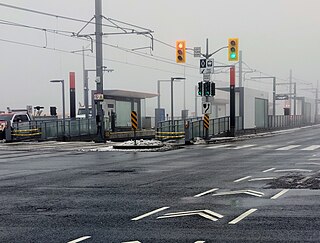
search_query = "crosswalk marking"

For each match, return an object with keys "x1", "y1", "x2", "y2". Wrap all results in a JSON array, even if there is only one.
[
  {"x1": 207, "y1": 144, "x2": 232, "y2": 149},
  {"x1": 233, "y1": 144, "x2": 256, "y2": 150},
  {"x1": 302, "y1": 145, "x2": 320, "y2": 151},
  {"x1": 276, "y1": 145, "x2": 301, "y2": 151},
  {"x1": 207, "y1": 144, "x2": 320, "y2": 151}
]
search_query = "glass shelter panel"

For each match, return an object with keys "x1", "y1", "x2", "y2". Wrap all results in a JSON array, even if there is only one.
[{"x1": 116, "y1": 100, "x2": 131, "y2": 127}]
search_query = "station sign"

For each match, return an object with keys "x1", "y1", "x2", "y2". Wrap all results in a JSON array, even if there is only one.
[
  {"x1": 94, "y1": 93, "x2": 104, "y2": 101},
  {"x1": 276, "y1": 94, "x2": 289, "y2": 100},
  {"x1": 200, "y1": 58, "x2": 214, "y2": 74}
]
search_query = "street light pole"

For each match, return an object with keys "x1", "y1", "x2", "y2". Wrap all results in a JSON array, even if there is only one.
[
  {"x1": 170, "y1": 77, "x2": 186, "y2": 121},
  {"x1": 50, "y1": 79, "x2": 66, "y2": 140},
  {"x1": 171, "y1": 78, "x2": 174, "y2": 121}
]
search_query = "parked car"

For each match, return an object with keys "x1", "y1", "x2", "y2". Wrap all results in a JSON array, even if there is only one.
[{"x1": 0, "y1": 112, "x2": 31, "y2": 139}]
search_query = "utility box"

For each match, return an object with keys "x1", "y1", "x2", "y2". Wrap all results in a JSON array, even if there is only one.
[
  {"x1": 142, "y1": 117, "x2": 152, "y2": 129},
  {"x1": 181, "y1": 110, "x2": 188, "y2": 120},
  {"x1": 155, "y1": 108, "x2": 165, "y2": 128}
]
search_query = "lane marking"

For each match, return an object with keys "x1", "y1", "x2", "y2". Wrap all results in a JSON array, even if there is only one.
[
  {"x1": 234, "y1": 176, "x2": 251, "y2": 182},
  {"x1": 212, "y1": 190, "x2": 264, "y2": 197},
  {"x1": 207, "y1": 144, "x2": 231, "y2": 149},
  {"x1": 274, "y1": 169, "x2": 312, "y2": 173},
  {"x1": 248, "y1": 177, "x2": 276, "y2": 181},
  {"x1": 228, "y1": 209, "x2": 257, "y2": 225},
  {"x1": 302, "y1": 145, "x2": 320, "y2": 151},
  {"x1": 194, "y1": 188, "x2": 219, "y2": 198},
  {"x1": 276, "y1": 145, "x2": 301, "y2": 151},
  {"x1": 163, "y1": 209, "x2": 223, "y2": 218},
  {"x1": 131, "y1": 207, "x2": 169, "y2": 221},
  {"x1": 308, "y1": 158, "x2": 320, "y2": 161},
  {"x1": 122, "y1": 241, "x2": 141, "y2": 243},
  {"x1": 158, "y1": 212, "x2": 218, "y2": 221},
  {"x1": 298, "y1": 162, "x2": 320, "y2": 165},
  {"x1": 262, "y1": 167, "x2": 276, "y2": 173},
  {"x1": 233, "y1": 144, "x2": 256, "y2": 150},
  {"x1": 195, "y1": 241, "x2": 206, "y2": 243},
  {"x1": 271, "y1": 189, "x2": 290, "y2": 199},
  {"x1": 67, "y1": 236, "x2": 91, "y2": 243},
  {"x1": 157, "y1": 209, "x2": 223, "y2": 222}
]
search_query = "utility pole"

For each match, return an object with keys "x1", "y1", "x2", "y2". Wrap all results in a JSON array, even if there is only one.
[
  {"x1": 239, "y1": 51, "x2": 243, "y2": 87},
  {"x1": 82, "y1": 46, "x2": 90, "y2": 119},
  {"x1": 316, "y1": 80, "x2": 319, "y2": 123},
  {"x1": 294, "y1": 82, "x2": 297, "y2": 115},
  {"x1": 95, "y1": 0, "x2": 105, "y2": 142},
  {"x1": 289, "y1": 69, "x2": 292, "y2": 115},
  {"x1": 238, "y1": 50, "x2": 244, "y2": 129}
]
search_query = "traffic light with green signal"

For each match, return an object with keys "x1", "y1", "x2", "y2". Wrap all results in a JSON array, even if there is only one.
[
  {"x1": 198, "y1": 81, "x2": 203, "y2": 96},
  {"x1": 204, "y1": 82, "x2": 210, "y2": 96},
  {"x1": 228, "y1": 38, "x2": 239, "y2": 61}
]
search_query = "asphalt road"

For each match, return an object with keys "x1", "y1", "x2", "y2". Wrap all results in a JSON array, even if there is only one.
[{"x1": 0, "y1": 126, "x2": 320, "y2": 242}]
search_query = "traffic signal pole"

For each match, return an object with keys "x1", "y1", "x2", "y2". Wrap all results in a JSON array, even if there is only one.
[{"x1": 230, "y1": 66, "x2": 236, "y2": 137}]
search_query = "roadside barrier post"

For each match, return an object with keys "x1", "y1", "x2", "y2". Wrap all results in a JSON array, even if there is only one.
[{"x1": 131, "y1": 111, "x2": 138, "y2": 145}]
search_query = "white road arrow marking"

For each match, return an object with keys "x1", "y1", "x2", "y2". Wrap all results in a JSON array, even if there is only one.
[
  {"x1": 271, "y1": 189, "x2": 289, "y2": 199},
  {"x1": 157, "y1": 209, "x2": 223, "y2": 222},
  {"x1": 234, "y1": 176, "x2": 251, "y2": 182},
  {"x1": 248, "y1": 177, "x2": 276, "y2": 181},
  {"x1": 274, "y1": 169, "x2": 312, "y2": 173},
  {"x1": 212, "y1": 189, "x2": 264, "y2": 197},
  {"x1": 229, "y1": 209, "x2": 257, "y2": 224},
  {"x1": 131, "y1": 207, "x2": 169, "y2": 221},
  {"x1": 194, "y1": 188, "x2": 219, "y2": 197},
  {"x1": 262, "y1": 167, "x2": 276, "y2": 173},
  {"x1": 67, "y1": 236, "x2": 91, "y2": 243}
]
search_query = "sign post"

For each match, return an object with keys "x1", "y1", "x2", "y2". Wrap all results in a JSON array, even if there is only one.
[{"x1": 203, "y1": 114, "x2": 209, "y2": 139}]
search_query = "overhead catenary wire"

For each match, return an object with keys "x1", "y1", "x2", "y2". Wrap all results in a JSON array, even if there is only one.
[{"x1": 0, "y1": 2, "x2": 312, "y2": 89}]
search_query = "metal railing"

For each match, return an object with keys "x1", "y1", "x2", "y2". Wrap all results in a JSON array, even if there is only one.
[
  {"x1": 267, "y1": 115, "x2": 304, "y2": 129},
  {"x1": 40, "y1": 118, "x2": 97, "y2": 140},
  {"x1": 156, "y1": 116, "x2": 233, "y2": 141}
]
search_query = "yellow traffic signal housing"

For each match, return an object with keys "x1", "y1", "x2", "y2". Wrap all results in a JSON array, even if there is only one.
[
  {"x1": 228, "y1": 38, "x2": 239, "y2": 61},
  {"x1": 176, "y1": 40, "x2": 186, "y2": 63}
]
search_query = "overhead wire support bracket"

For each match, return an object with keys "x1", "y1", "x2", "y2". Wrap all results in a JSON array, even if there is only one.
[{"x1": 74, "y1": 15, "x2": 154, "y2": 53}]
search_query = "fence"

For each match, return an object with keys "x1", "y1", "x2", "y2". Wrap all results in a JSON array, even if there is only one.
[
  {"x1": 156, "y1": 116, "x2": 233, "y2": 141},
  {"x1": 9, "y1": 118, "x2": 98, "y2": 142},
  {"x1": 267, "y1": 115, "x2": 304, "y2": 129}
]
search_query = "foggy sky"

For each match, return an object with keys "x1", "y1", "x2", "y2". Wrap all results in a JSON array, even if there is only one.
[{"x1": 0, "y1": 0, "x2": 319, "y2": 116}]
